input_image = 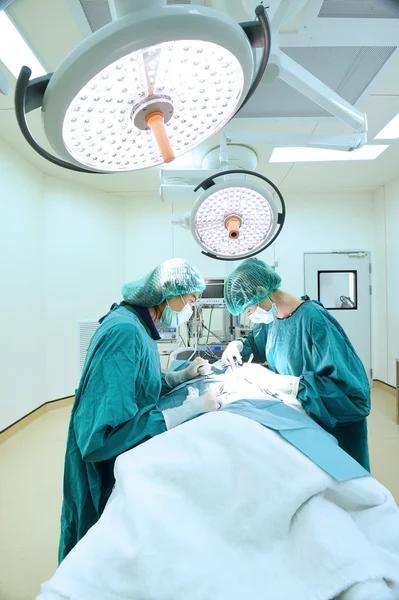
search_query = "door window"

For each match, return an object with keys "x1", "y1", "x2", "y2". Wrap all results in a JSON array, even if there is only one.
[{"x1": 318, "y1": 270, "x2": 357, "y2": 310}]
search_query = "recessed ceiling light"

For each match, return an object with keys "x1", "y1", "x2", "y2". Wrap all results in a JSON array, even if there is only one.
[
  {"x1": 0, "y1": 11, "x2": 45, "y2": 79},
  {"x1": 270, "y1": 145, "x2": 388, "y2": 163}
]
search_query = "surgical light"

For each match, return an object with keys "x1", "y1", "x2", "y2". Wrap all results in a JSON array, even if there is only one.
[
  {"x1": 14, "y1": 0, "x2": 271, "y2": 174},
  {"x1": 190, "y1": 170, "x2": 286, "y2": 261}
]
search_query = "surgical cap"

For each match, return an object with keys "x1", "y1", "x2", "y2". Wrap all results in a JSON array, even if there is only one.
[
  {"x1": 122, "y1": 258, "x2": 205, "y2": 307},
  {"x1": 224, "y1": 258, "x2": 282, "y2": 315}
]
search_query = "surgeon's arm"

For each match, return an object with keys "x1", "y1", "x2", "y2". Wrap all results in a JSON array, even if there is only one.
[
  {"x1": 240, "y1": 324, "x2": 267, "y2": 362},
  {"x1": 297, "y1": 320, "x2": 370, "y2": 429},
  {"x1": 74, "y1": 352, "x2": 167, "y2": 463}
]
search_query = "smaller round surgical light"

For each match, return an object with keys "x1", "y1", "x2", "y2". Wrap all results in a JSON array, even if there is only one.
[{"x1": 190, "y1": 172, "x2": 286, "y2": 260}]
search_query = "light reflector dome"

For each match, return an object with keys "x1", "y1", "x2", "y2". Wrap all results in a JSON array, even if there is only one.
[
  {"x1": 60, "y1": 40, "x2": 244, "y2": 171},
  {"x1": 191, "y1": 171, "x2": 286, "y2": 260}
]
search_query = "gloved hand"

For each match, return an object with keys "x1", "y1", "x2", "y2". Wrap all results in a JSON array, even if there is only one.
[
  {"x1": 162, "y1": 388, "x2": 221, "y2": 429},
  {"x1": 222, "y1": 340, "x2": 244, "y2": 368},
  {"x1": 165, "y1": 357, "x2": 213, "y2": 388}
]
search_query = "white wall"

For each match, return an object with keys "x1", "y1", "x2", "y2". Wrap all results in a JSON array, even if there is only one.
[
  {"x1": 0, "y1": 141, "x2": 44, "y2": 430},
  {"x1": 381, "y1": 178, "x2": 399, "y2": 386},
  {"x1": 271, "y1": 193, "x2": 375, "y2": 297},
  {"x1": 44, "y1": 176, "x2": 125, "y2": 402},
  {"x1": 0, "y1": 140, "x2": 125, "y2": 430},
  {"x1": 372, "y1": 188, "x2": 388, "y2": 383}
]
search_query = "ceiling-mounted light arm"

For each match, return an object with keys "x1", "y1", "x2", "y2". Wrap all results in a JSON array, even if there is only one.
[
  {"x1": 194, "y1": 169, "x2": 286, "y2": 262},
  {"x1": 224, "y1": 129, "x2": 367, "y2": 151},
  {"x1": 14, "y1": 66, "x2": 99, "y2": 173},
  {"x1": 238, "y1": 5, "x2": 271, "y2": 111},
  {"x1": 278, "y1": 51, "x2": 368, "y2": 139}
]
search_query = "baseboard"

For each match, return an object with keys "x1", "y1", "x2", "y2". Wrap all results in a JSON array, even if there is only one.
[
  {"x1": 373, "y1": 380, "x2": 396, "y2": 396},
  {"x1": 0, "y1": 396, "x2": 74, "y2": 443}
]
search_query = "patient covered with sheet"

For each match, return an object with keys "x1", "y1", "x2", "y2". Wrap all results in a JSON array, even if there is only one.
[{"x1": 37, "y1": 361, "x2": 399, "y2": 600}]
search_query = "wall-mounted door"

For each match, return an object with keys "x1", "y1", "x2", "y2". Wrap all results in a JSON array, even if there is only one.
[{"x1": 304, "y1": 252, "x2": 371, "y2": 381}]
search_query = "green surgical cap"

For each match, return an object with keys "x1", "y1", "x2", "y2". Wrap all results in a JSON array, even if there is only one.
[
  {"x1": 122, "y1": 258, "x2": 205, "y2": 307},
  {"x1": 224, "y1": 258, "x2": 282, "y2": 316}
]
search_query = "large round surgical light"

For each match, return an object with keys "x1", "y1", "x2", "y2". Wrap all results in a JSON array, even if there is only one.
[
  {"x1": 14, "y1": 2, "x2": 271, "y2": 174},
  {"x1": 191, "y1": 170, "x2": 286, "y2": 260},
  {"x1": 56, "y1": 40, "x2": 244, "y2": 171}
]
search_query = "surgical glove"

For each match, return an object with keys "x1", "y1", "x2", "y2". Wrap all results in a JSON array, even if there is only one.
[
  {"x1": 162, "y1": 390, "x2": 221, "y2": 429},
  {"x1": 222, "y1": 340, "x2": 244, "y2": 368},
  {"x1": 165, "y1": 357, "x2": 212, "y2": 388}
]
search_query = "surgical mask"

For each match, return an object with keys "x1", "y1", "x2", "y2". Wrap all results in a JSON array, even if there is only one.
[
  {"x1": 161, "y1": 296, "x2": 193, "y2": 327},
  {"x1": 248, "y1": 301, "x2": 277, "y2": 324}
]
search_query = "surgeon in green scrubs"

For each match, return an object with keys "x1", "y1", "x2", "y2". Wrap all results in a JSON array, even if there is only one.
[
  {"x1": 59, "y1": 259, "x2": 219, "y2": 562},
  {"x1": 222, "y1": 258, "x2": 370, "y2": 470}
]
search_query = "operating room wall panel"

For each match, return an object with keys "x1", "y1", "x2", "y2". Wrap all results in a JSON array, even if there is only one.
[
  {"x1": 0, "y1": 140, "x2": 45, "y2": 431},
  {"x1": 371, "y1": 188, "x2": 388, "y2": 384},
  {"x1": 44, "y1": 177, "x2": 125, "y2": 402},
  {"x1": 384, "y1": 178, "x2": 399, "y2": 387},
  {"x1": 124, "y1": 198, "x2": 174, "y2": 281}
]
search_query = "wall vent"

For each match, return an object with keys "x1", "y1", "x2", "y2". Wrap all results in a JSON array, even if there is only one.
[{"x1": 78, "y1": 319, "x2": 100, "y2": 374}]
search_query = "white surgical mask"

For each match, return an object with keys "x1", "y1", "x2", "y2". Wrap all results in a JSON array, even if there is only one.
[
  {"x1": 248, "y1": 300, "x2": 277, "y2": 324},
  {"x1": 161, "y1": 296, "x2": 193, "y2": 327}
]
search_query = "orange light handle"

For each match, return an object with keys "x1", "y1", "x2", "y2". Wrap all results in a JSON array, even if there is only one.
[
  {"x1": 146, "y1": 111, "x2": 175, "y2": 164},
  {"x1": 225, "y1": 216, "x2": 241, "y2": 239}
]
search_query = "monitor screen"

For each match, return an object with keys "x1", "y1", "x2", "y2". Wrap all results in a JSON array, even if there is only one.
[{"x1": 202, "y1": 280, "x2": 224, "y2": 299}]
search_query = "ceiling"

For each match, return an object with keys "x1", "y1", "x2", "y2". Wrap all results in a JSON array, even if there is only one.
[{"x1": 1, "y1": 0, "x2": 399, "y2": 196}]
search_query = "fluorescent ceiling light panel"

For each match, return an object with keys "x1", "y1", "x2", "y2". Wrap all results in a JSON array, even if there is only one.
[
  {"x1": 375, "y1": 113, "x2": 399, "y2": 140},
  {"x1": 0, "y1": 11, "x2": 45, "y2": 79},
  {"x1": 270, "y1": 145, "x2": 388, "y2": 163}
]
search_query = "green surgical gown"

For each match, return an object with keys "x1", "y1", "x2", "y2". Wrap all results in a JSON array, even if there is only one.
[
  {"x1": 241, "y1": 297, "x2": 371, "y2": 470},
  {"x1": 59, "y1": 305, "x2": 169, "y2": 563}
]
